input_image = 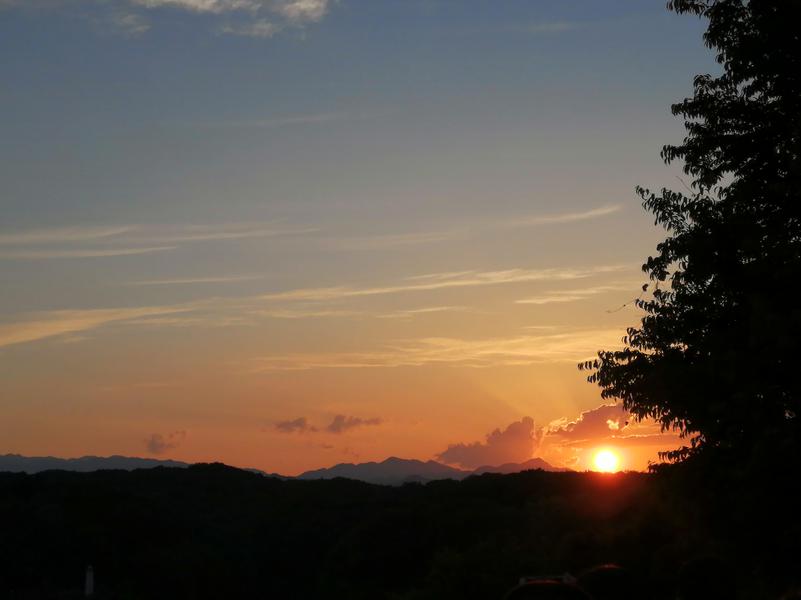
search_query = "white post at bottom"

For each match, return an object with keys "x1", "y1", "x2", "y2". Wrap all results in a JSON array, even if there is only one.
[{"x1": 85, "y1": 565, "x2": 94, "y2": 597}]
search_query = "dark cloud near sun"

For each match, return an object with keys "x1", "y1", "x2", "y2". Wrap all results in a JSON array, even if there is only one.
[
  {"x1": 146, "y1": 430, "x2": 186, "y2": 455},
  {"x1": 326, "y1": 415, "x2": 382, "y2": 434},
  {"x1": 436, "y1": 417, "x2": 542, "y2": 469},
  {"x1": 275, "y1": 417, "x2": 317, "y2": 434},
  {"x1": 274, "y1": 415, "x2": 381, "y2": 434}
]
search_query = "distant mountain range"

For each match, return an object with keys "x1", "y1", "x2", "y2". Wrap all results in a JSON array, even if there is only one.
[
  {"x1": 297, "y1": 457, "x2": 466, "y2": 485},
  {"x1": 472, "y1": 457, "x2": 562, "y2": 475},
  {"x1": 1, "y1": 454, "x2": 565, "y2": 485},
  {"x1": 298, "y1": 456, "x2": 566, "y2": 485},
  {"x1": 0, "y1": 454, "x2": 189, "y2": 473}
]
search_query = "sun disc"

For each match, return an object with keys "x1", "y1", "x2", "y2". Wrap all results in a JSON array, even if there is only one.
[{"x1": 593, "y1": 449, "x2": 620, "y2": 472}]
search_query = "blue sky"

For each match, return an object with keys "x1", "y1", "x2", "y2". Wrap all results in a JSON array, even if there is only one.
[{"x1": 1, "y1": 0, "x2": 713, "y2": 472}]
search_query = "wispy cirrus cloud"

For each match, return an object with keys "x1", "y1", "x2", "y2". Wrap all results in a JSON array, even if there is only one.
[
  {"x1": 252, "y1": 305, "x2": 471, "y2": 320},
  {"x1": 376, "y1": 306, "x2": 470, "y2": 319},
  {"x1": 253, "y1": 308, "x2": 360, "y2": 319},
  {"x1": 504, "y1": 205, "x2": 622, "y2": 228},
  {"x1": 0, "y1": 258, "x2": 631, "y2": 351},
  {"x1": 135, "y1": 223, "x2": 318, "y2": 243},
  {"x1": 261, "y1": 265, "x2": 626, "y2": 302},
  {"x1": 0, "y1": 203, "x2": 618, "y2": 262},
  {"x1": 208, "y1": 112, "x2": 346, "y2": 128},
  {"x1": 0, "y1": 246, "x2": 175, "y2": 260},
  {"x1": 0, "y1": 222, "x2": 313, "y2": 261},
  {"x1": 251, "y1": 328, "x2": 624, "y2": 370},
  {"x1": 327, "y1": 204, "x2": 623, "y2": 252},
  {"x1": 196, "y1": 110, "x2": 401, "y2": 131},
  {"x1": 124, "y1": 274, "x2": 263, "y2": 286},
  {"x1": 405, "y1": 270, "x2": 475, "y2": 282},
  {"x1": 335, "y1": 230, "x2": 465, "y2": 250},
  {"x1": 0, "y1": 305, "x2": 191, "y2": 348},
  {"x1": 120, "y1": 314, "x2": 256, "y2": 328},
  {"x1": 516, "y1": 282, "x2": 640, "y2": 305},
  {"x1": 0, "y1": 226, "x2": 134, "y2": 246}
]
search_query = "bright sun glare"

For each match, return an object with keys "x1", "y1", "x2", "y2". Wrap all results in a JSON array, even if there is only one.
[{"x1": 593, "y1": 450, "x2": 620, "y2": 473}]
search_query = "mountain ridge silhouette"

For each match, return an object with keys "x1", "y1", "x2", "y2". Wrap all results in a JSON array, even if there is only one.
[
  {"x1": 297, "y1": 455, "x2": 566, "y2": 484},
  {"x1": 1, "y1": 453, "x2": 565, "y2": 484}
]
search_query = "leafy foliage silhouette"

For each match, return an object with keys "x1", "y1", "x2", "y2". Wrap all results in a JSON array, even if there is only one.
[{"x1": 580, "y1": 0, "x2": 801, "y2": 465}]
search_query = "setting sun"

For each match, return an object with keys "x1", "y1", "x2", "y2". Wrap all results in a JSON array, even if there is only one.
[{"x1": 593, "y1": 450, "x2": 620, "y2": 473}]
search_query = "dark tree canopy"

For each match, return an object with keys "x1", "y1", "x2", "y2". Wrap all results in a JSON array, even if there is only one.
[{"x1": 581, "y1": 0, "x2": 801, "y2": 465}]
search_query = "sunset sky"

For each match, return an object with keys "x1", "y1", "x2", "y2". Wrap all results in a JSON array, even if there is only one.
[{"x1": 0, "y1": 0, "x2": 713, "y2": 474}]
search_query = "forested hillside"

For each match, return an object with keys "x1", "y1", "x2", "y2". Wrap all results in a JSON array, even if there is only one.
[{"x1": 1, "y1": 463, "x2": 797, "y2": 599}]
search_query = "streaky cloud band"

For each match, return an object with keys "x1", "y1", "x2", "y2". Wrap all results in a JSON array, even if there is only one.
[{"x1": 0, "y1": 246, "x2": 175, "y2": 259}]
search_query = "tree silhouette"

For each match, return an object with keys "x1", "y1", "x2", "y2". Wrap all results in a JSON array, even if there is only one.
[{"x1": 581, "y1": 0, "x2": 801, "y2": 465}]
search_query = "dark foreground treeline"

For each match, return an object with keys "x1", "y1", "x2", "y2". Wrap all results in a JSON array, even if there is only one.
[{"x1": 1, "y1": 463, "x2": 799, "y2": 599}]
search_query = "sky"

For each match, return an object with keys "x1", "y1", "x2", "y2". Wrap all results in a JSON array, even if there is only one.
[{"x1": 0, "y1": 0, "x2": 714, "y2": 474}]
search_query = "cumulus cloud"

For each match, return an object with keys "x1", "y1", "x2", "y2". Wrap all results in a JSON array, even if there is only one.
[
  {"x1": 273, "y1": 0, "x2": 328, "y2": 23},
  {"x1": 146, "y1": 430, "x2": 186, "y2": 454},
  {"x1": 131, "y1": 0, "x2": 256, "y2": 12},
  {"x1": 221, "y1": 18, "x2": 278, "y2": 37},
  {"x1": 275, "y1": 417, "x2": 317, "y2": 433},
  {"x1": 273, "y1": 415, "x2": 381, "y2": 434},
  {"x1": 0, "y1": 0, "x2": 332, "y2": 37},
  {"x1": 107, "y1": 11, "x2": 151, "y2": 35},
  {"x1": 535, "y1": 404, "x2": 687, "y2": 469},
  {"x1": 326, "y1": 415, "x2": 382, "y2": 434},
  {"x1": 548, "y1": 404, "x2": 630, "y2": 442},
  {"x1": 437, "y1": 417, "x2": 542, "y2": 469}
]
